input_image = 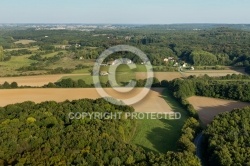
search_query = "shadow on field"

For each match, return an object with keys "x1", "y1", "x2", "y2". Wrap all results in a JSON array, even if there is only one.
[
  {"x1": 135, "y1": 88, "x2": 189, "y2": 153},
  {"x1": 145, "y1": 119, "x2": 183, "y2": 153},
  {"x1": 132, "y1": 88, "x2": 189, "y2": 153},
  {"x1": 195, "y1": 101, "x2": 250, "y2": 126},
  {"x1": 229, "y1": 67, "x2": 246, "y2": 75}
]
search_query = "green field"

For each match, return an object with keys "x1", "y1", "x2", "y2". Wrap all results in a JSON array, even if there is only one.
[
  {"x1": 5, "y1": 46, "x2": 39, "y2": 51},
  {"x1": 69, "y1": 64, "x2": 148, "y2": 84},
  {"x1": 0, "y1": 54, "x2": 37, "y2": 76},
  {"x1": 14, "y1": 39, "x2": 36, "y2": 45},
  {"x1": 0, "y1": 50, "x2": 94, "y2": 76},
  {"x1": 61, "y1": 72, "x2": 136, "y2": 86},
  {"x1": 99, "y1": 64, "x2": 147, "y2": 72},
  {"x1": 42, "y1": 51, "x2": 65, "y2": 58},
  {"x1": 131, "y1": 89, "x2": 188, "y2": 153}
]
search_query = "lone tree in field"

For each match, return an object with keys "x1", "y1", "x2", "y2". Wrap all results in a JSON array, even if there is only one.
[{"x1": 0, "y1": 46, "x2": 4, "y2": 61}]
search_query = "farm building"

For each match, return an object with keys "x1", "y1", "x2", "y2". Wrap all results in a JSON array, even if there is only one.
[{"x1": 100, "y1": 71, "x2": 109, "y2": 76}]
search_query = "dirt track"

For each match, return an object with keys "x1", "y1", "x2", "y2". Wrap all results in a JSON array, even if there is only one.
[
  {"x1": 187, "y1": 96, "x2": 250, "y2": 125},
  {"x1": 0, "y1": 88, "x2": 172, "y2": 113}
]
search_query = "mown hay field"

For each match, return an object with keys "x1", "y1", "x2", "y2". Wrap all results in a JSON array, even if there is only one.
[
  {"x1": 187, "y1": 96, "x2": 250, "y2": 125},
  {"x1": 0, "y1": 88, "x2": 172, "y2": 113}
]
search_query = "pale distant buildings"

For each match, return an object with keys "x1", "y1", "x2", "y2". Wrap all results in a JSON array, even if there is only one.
[
  {"x1": 125, "y1": 36, "x2": 132, "y2": 40},
  {"x1": 164, "y1": 57, "x2": 175, "y2": 63},
  {"x1": 164, "y1": 58, "x2": 169, "y2": 62},
  {"x1": 173, "y1": 62, "x2": 179, "y2": 67},
  {"x1": 75, "y1": 44, "x2": 81, "y2": 48},
  {"x1": 55, "y1": 45, "x2": 71, "y2": 49}
]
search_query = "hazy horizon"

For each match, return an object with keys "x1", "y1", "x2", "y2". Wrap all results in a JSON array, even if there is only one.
[
  {"x1": 1, "y1": 23, "x2": 250, "y2": 25},
  {"x1": 0, "y1": 0, "x2": 250, "y2": 24}
]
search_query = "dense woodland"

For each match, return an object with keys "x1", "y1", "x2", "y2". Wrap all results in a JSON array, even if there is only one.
[
  {"x1": 0, "y1": 99, "x2": 201, "y2": 165},
  {"x1": 204, "y1": 107, "x2": 250, "y2": 165}
]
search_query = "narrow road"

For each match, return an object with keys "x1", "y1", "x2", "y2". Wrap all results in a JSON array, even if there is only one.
[{"x1": 194, "y1": 133, "x2": 205, "y2": 166}]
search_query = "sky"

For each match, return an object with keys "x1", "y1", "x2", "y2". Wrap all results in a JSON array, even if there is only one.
[{"x1": 0, "y1": 0, "x2": 249, "y2": 24}]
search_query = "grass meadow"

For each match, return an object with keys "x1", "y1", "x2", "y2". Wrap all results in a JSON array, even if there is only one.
[
  {"x1": 131, "y1": 89, "x2": 188, "y2": 153},
  {"x1": 61, "y1": 72, "x2": 135, "y2": 86}
]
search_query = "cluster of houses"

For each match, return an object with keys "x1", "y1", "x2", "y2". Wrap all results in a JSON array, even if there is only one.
[
  {"x1": 96, "y1": 57, "x2": 195, "y2": 76},
  {"x1": 55, "y1": 44, "x2": 81, "y2": 50},
  {"x1": 164, "y1": 57, "x2": 194, "y2": 70},
  {"x1": 99, "y1": 59, "x2": 133, "y2": 66},
  {"x1": 98, "y1": 59, "x2": 133, "y2": 76},
  {"x1": 100, "y1": 71, "x2": 109, "y2": 76}
]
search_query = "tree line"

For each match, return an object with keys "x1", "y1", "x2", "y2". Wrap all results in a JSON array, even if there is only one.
[
  {"x1": 0, "y1": 81, "x2": 18, "y2": 89},
  {"x1": 204, "y1": 107, "x2": 250, "y2": 165},
  {"x1": 0, "y1": 77, "x2": 164, "y2": 89},
  {"x1": 168, "y1": 74, "x2": 250, "y2": 103}
]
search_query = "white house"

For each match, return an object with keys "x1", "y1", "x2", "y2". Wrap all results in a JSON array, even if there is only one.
[
  {"x1": 173, "y1": 62, "x2": 179, "y2": 67},
  {"x1": 127, "y1": 59, "x2": 132, "y2": 64},
  {"x1": 164, "y1": 58, "x2": 169, "y2": 62},
  {"x1": 182, "y1": 63, "x2": 187, "y2": 68},
  {"x1": 100, "y1": 71, "x2": 109, "y2": 76}
]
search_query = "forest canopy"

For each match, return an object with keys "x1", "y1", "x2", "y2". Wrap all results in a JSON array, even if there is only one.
[
  {"x1": 204, "y1": 107, "x2": 250, "y2": 166},
  {"x1": 0, "y1": 99, "x2": 201, "y2": 166},
  {"x1": 189, "y1": 50, "x2": 217, "y2": 66}
]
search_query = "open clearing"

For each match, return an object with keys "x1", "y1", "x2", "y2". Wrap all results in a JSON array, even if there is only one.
[
  {"x1": 0, "y1": 88, "x2": 173, "y2": 113},
  {"x1": 61, "y1": 72, "x2": 135, "y2": 85},
  {"x1": 136, "y1": 72, "x2": 183, "y2": 81},
  {"x1": 4, "y1": 46, "x2": 39, "y2": 51},
  {"x1": 187, "y1": 96, "x2": 250, "y2": 125},
  {"x1": 0, "y1": 74, "x2": 90, "y2": 86},
  {"x1": 14, "y1": 40, "x2": 36, "y2": 45},
  {"x1": 0, "y1": 55, "x2": 37, "y2": 76},
  {"x1": 131, "y1": 89, "x2": 188, "y2": 153},
  {"x1": 137, "y1": 69, "x2": 244, "y2": 81}
]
